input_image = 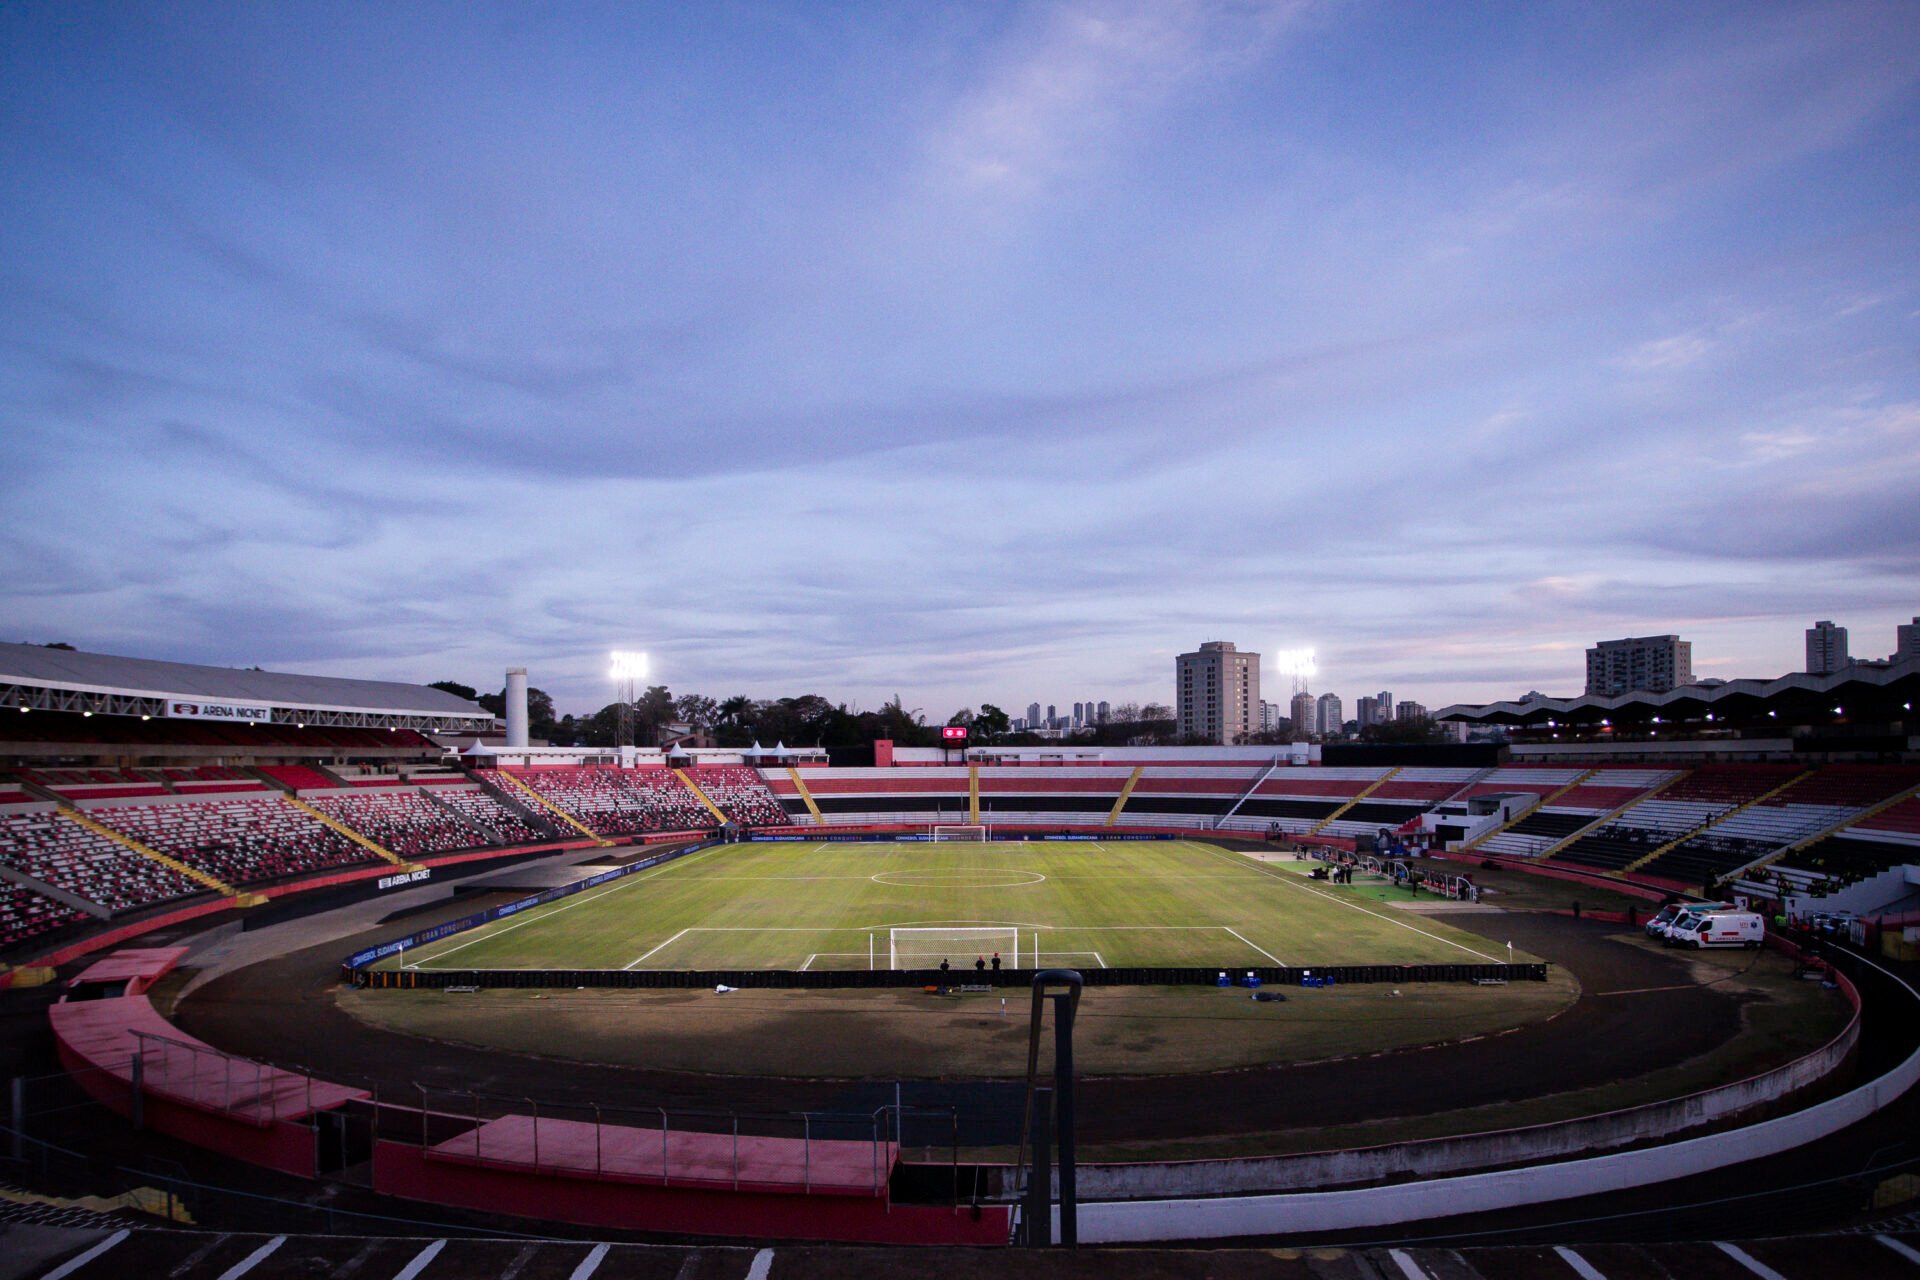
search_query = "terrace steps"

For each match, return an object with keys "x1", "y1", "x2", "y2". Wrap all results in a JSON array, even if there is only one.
[
  {"x1": 496, "y1": 770, "x2": 613, "y2": 846},
  {"x1": 1539, "y1": 769, "x2": 1692, "y2": 862},
  {"x1": 1622, "y1": 770, "x2": 1812, "y2": 874},
  {"x1": 54, "y1": 804, "x2": 239, "y2": 900},
  {"x1": 283, "y1": 794, "x2": 410, "y2": 868},
  {"x1": 1307, "y1": 767, "x2": 1402, "y2": 836},
  {"x1": 1106, "y1": 766, "x2": 1146, "y2": 828},
  {"x1": 786, "y1": 767, "x2": 826, "y2": 825},
  {"x1": 1731, "y1": 780, "x2": 1920, "y2": 884},
  {"x1": 674, "y1": 769, "x2": 729, "y2": 826},
  {"x1": 1464, "y1": 769, "x2": 1598, "y2": 852}
]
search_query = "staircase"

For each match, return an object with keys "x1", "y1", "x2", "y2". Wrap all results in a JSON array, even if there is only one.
[
  {"x1": 1623, "y1": 770, "x2": 1812, "y2": 874},
  {"x1": 1725, "y1": 781, "x2": 1920, "y2": 886},
  {"x1": 283, "y1": 795, "x2": 411, "y2": 868},
  {"x1": 674, "y1": 769, "x2": 729, "y2": 825},
  {"x1": 785, "y1": 768, "x2": 825, "y2": 826},
  {"x1": 56, "y1": 804, "x2": 253, "y2": 904},
  {"x1": 494, "y1": 770, "x2": 612, "y2": 846},
  {"x1": 1464, "y1": 769, "x2": 1597, "y2": 852},
  {"x1": 1539, "y1": 769, "x2": 1692, "y2": 862},
  {"x1": 1307, "y1": 768, "x2": 1402, "y2": 836},
  {"x1": 1106, "y1": 767, "x2": 1145, "y2": 828},
  {"x1": 1215, "y1": 757, "x2": 1285, "y2": 830}
]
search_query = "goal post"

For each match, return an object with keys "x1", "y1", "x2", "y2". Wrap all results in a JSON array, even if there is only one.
[
  {"x1": 889, "y1": 926, "x2": 1018, "y2": 970},
  {"x1": 929, "y1": 824, "x2": 988, "y2": 842}
]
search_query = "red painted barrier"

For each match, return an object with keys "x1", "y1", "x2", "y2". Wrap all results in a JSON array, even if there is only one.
[{"x1": 372, "y1": 1141, "x2": 1010, "y2": 1244}]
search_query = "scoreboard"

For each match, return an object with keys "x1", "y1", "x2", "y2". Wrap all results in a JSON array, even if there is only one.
[{"x1": 941, "y1": 725, "x2": 969, "y2": 742}]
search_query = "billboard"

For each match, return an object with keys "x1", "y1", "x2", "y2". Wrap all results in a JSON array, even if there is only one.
[{"x1": 165, "y1": 699, "x2": 273, "y2": 722}]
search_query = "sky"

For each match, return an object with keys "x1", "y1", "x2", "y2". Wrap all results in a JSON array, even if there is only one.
[{"x1": 3, "y1": 1, "x2": 1918, "y2": 722}]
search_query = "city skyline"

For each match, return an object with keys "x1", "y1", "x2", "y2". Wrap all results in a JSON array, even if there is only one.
[{"x1": 5, "y1": 4, "x2": 1917, "y2": 719}]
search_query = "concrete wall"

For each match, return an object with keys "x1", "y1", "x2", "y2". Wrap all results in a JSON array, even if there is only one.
[
  {"x1": 1069, "y1": 953, "x2": 1918, "y2": 1243},
  {"x1": 1069, "y1": 979, "x2": 1859, "y2": 1199}
]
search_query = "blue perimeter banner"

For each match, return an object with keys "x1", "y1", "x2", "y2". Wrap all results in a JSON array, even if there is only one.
[
  {"x1": 344, "y1": 840, "x2": 717, "y2": 971},
  {"x1": 749, "y1": 832, "x2": 1176, "y2": 843}
]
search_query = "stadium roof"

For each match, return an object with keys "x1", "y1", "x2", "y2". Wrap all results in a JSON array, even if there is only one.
[
  {"x1": 1438, "y1": 655, "x2": 1920, "y2": 726},
  {"x1": 0, "y1": 642, "x2": 490, "y2": 729}
]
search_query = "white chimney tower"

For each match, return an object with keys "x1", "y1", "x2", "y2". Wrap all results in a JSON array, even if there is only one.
[{"x1": 505, "y1": 668, "x2": 529, "y2": 748}]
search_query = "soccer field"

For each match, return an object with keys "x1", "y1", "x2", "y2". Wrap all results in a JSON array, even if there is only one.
[{"x1": 385, "y1": 840, "x2": 1520, "y2": 972}]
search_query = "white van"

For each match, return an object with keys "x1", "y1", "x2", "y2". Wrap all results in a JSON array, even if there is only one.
[
  {"x1": 1646, "y1": 901, "x2": 1731, "y2": 939},
  {"x1": 1669, "y1": 911, "x2": 1764, "y2": 949}
]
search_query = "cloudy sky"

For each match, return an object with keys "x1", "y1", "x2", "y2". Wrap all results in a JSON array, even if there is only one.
[{"x1": 4, "y1": 1, "x2": 1918, "y2": 720}]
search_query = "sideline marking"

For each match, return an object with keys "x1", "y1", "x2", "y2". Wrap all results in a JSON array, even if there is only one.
[
  {"x1": 405, "y1": 845, "x2": 727, "y2": 968},
  {"x1": 43, "y1": 1230, "x2": 129, "y2": 1280},
  {"x1": 625, "y1": 929, "x2": 692, "y2": 970},
  {"x1": 1554, "y1": 1246, "x2": 1609, "y2": 1280},
  {"x1": 745, "y1": 1248, "x2": 776, "y2": 1280},
  {"x1": 1223, "y1": 926, "x2": 1286, "y2": 966},
  {"x1": 1197, "y1": 845, "x2": 1501, "y2": 961}
]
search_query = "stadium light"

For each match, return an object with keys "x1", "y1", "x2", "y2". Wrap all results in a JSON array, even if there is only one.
[
  {"x1": 1271, "y1": 648, "x2": 1317, "y2": 677},
  {"x1": 610, "y1": 650, "x2": 649, "y2": 681}
]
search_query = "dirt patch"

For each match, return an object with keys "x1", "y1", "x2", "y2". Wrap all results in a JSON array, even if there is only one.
[{"x1": 334, "y1": 972, "x2": 1581, "y2": 1079}]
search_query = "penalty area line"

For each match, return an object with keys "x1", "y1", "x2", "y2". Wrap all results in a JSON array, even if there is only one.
[
  {"x1": 1196, "y1": 845, "x2": 1503, "y2": 963},
  {"x1": 624, "y1": 929, "x2": 691, "y2": 970},
  {"x1": 1223, "y1": 926, "x2": 1286, "y2": 966}
]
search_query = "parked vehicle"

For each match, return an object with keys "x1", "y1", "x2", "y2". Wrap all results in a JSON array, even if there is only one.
[
  {"x1": 1669, "y1": 911, "x2": 1765, "y2": 949},
  {"x1": 1647, "y1": 901, "x2": 1732, "y2": 940}
]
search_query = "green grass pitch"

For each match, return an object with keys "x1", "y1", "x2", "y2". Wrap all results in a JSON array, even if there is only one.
[{"x1": 385, "y1": 840, "x2": 1524, "y2": 972}]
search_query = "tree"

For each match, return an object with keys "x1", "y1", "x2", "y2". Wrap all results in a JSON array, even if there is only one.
[
  {"x1": 973, "y1": 704, "x2": 1011, "y2": 740},
  {"x1": 475, "y1": 685, "x2": 556, "y2": 737},
  {"x1": 946, "y1": 708, "x2": 975, "y2": 727},
  {"x1": 636, "y1": 685, "x2": 676, "y2": 744},
  {"x1": 675, "y1": 694, "x2": 719, "y2": 731},
  {"x1": 430, "y1": 680, "x2": 479, "y2": 702}
]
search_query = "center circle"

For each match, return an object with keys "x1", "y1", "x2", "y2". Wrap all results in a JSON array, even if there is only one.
[{"x1": 870, "y1": 869, "x2": 1047, "y2": 888}]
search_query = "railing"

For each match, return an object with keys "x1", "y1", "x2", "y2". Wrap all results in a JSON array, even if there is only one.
[{"x1": 407, "y1": 1085, "x2": 956, "y2": 1197}]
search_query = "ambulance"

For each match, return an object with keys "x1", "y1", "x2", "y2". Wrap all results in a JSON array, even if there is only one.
[{"x1": 1667, "y1": 911, "x2": 1764, "y2": 949}]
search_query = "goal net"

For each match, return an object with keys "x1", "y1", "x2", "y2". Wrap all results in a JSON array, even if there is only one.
[
  {"x1": 889, "y1": 926, "x2": 1018, "y2": 970},
  {"x1": 928, "y1": 824, "x2": 987, "y2": 842}
]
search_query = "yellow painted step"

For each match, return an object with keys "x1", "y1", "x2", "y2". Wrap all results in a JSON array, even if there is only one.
[
  {"x1": 495, "y1": 770, "x2": 613, "y2": 845},
  {"x1": 786, "y1": 767, "x2": 825, "y2": 825},
  {"x1": 1106, "y1": 767, "x2": 1145, "y2": 827},
  {"x1": 58, "y1": 805, "x2": 237, "y2": 897},
  {"x1": 674, "y1": 769, "x2": 729, "y2": 825},
  {"x1": 284, "y1": 795, "x2": 407, "y2": 866},
  {"x1": 1307, "y1": 767, "x2": 1402, "y2": 836}
]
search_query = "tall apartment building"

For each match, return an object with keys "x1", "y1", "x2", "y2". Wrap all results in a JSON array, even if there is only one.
[
  {"x1": 1899, "y1": 618, "x2": 1920, "y2": 663},
  {"x1": 1097, "y1": 700, "x2": 1110, "y2": 723},
  {"x1": 1395, "y1": 700, "x2": 1429, "y2": 722},
  {"x1": 1355, "y1": 691, "x2": 1392, "y2": 728},
  {"x1": 1289, "y1": 690, "x2": 1316, "y2": 739},
  {"x1": 1585, "y1": 635, "x2": 1693, "y2": 696},
  {"x1": 1026, "y1": 702, "x2": 1041, "y2": 728},
  {"x1": 1176, "y1": 641, "x2": 1260, "y2": 744},
  {"x1": 1806, "y1": 620, "x2": 1850, "y2": 674},
  {"x1": 1315, "y1": 692, "x2": 1344, "y2": 737}
]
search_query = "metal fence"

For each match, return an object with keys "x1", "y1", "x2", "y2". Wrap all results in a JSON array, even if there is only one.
[{"x1": 355, "y1": 961, "x2": 1549, "y2": 990}]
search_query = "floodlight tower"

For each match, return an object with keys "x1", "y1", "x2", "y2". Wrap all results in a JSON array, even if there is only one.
[
  {"x1": 610, "y1": 651, "x2": 648, "y2": 748},
  {"x1": 1275, "y1": 648, "x2": 1317, "y2": 697}
]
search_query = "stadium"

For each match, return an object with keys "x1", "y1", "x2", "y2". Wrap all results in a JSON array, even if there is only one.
[{"x1": 3, "y1": 641, "x2": 1918, "y2": 1275}]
